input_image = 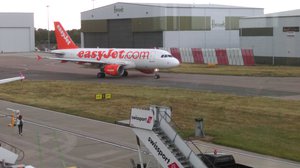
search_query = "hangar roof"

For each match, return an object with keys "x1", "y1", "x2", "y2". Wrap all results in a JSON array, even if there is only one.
[
  {"x1": 119, "y1": 2, "x2": 261, "y2": 9},
  {"x1": 264, "y1": 9, "x2": 300, "y2": 17},
  {"x1": 82, "y1": 2, "x2": 263, "y2": 20},
  {"x1": 244, "y1": 9, "x2": 300, "y2": 18},
  {"x1": 84, "y1": 2, "x2": 263, "y2": 13}
]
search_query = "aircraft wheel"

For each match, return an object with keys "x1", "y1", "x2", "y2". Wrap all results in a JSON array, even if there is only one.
[
  {"x1": 122, "y1": 70, "x2": 128, "y2": 77},
  {"x1": 154, "y1": 74, "x2": 160, "y2": 79},
  {"x1": 97, "y1": 72, "x2": 105, "y2": 78}
]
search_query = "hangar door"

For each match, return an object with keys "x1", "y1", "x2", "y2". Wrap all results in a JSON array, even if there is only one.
[{"x1": 0, "y1": 28, "x2": 31, "y2": 52}]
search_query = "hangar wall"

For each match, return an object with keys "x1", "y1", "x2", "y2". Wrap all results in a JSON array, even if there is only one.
[
  {"x1": 0, "y1": 13, "x2": 34, "y2": 53},
  {"x1": 240, "y1": 10, "x2": 300, "y2": 65},
  {"x1": 81, "y1": 3, "x2": 263, "y2": 49}
]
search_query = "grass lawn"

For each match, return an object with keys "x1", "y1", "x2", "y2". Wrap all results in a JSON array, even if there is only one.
[
  {"x1": 0, "y1": 81, "x2": 300, "y2": 162},
  {"x1": 162, "y1": 63, "x2": 300, "y2": 77}
]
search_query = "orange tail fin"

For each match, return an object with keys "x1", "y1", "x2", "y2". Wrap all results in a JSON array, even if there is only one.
[{"x1": 54, "y1": 21, "x2": 78, "y2": 49}]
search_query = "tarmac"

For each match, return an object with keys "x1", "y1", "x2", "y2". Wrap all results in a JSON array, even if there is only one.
[
  {"x1": 1, "y1": 52, "x2": 300, "y2": 100},
  {"x1": 0, "y1": 100, "x2": 299, "y2": 168}
]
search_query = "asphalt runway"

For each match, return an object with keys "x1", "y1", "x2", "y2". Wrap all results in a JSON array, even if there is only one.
[
  {"x1": 1, "y1": 53, "x2": 300, "y2": 168},
  {"x1": 1, "y1": 53, "x2": 300, "y2": 100}
]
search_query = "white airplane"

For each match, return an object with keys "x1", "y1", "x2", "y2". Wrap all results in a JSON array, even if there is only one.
[
  {"x1": 0, "y1": 75, "x2": 25, "y2": 84},
  {"x1": 51, "y1": 22, "x2": 180, "y2": 79}
]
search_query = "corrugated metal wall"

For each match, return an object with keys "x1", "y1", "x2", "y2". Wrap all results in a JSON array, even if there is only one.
[
  {"x1": 240, "y1": 16, "x2": 300, "y2": 65},
  {"x1": 0, "y1": 28, "x2": 31, "y2": 52},
  {"x1": 0, "y1": 13, "x2": 34, "y2": 52},
  {"x1": 108, "y1": 19, "x2": 133, "y2": 48},
  {"x1": 133, "y1": 32, "x2": 162, "y2": 48},
  {"x1": 83, "y1": 32, "x2": 108, "y2": 48},
  {"x1": 83, "y1": 19, "x2": 163, "y2": 48}
]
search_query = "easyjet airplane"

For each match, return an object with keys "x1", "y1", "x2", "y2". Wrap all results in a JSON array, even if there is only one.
[
  {"x1": 0, "y1": 75, "x2": 25, "y2": 84},
  {"x1": 51, "y1": 22, "x2": 180, "y2": 79}
]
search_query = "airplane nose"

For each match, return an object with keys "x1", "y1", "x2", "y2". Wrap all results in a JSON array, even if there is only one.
[{"x1": 173, "y1": 58, "x2": 180, "y2": 66}]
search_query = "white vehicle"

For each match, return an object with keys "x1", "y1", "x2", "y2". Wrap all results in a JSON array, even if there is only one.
[
  {"x1": 52, "y1": 22, "x2": 180, "y2": 79},
  {"x1": 0, "y1": 75, "x2": 25, "y2": 84}
]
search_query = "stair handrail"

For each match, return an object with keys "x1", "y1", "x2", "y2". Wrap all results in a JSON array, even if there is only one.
[
  {"x1": 157, "y1": 111, "x2": 199, "y2": 158},
  {"x1": 157, "y1": 109, "x2": 216, "y2": 168},
  {"x1": 0, "y1": 139, "x2": 25, "y2": 162},
  {"x1": 186, "y1": 138, "x2": 216, "y2": 168}
]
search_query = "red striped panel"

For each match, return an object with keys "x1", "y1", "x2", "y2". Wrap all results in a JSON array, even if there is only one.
[
  {"x1": 215, "y1": 49, "x2": 229, "y2": 65},
  {"x1": 241, "y1": 49, "x2": 248, "y2": 65},
  {"x1": 248, "y1": 49, "x2": 255, "y2": 65},
  {"x1": 216, "y1": 49, "x2": 223, "y2": 65},
  {"x1": 191, "y1": 48, "x2": 204, "y2": 64},
  {"x1": 170, "y1": 48, "x2": 182, "y2": 63},
  {"x1": 242, "y1": 49, "x2": 255, "y2": 66}
]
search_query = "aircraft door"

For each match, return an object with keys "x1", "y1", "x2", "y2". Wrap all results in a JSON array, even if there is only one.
[{"x1": 149, "y1": 50, "x2": 156, "y2": 63}]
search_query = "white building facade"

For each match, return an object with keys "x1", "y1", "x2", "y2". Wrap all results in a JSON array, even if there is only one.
[
  {"x1": 81, "y1": 3, "x2": 263, "y2": 49},
  {"x1": 0, "y1": 13, "x2": 35, "y2": 53},
  {"x1": 240, "y1": 10, "x2": 300, "y2": 65}
]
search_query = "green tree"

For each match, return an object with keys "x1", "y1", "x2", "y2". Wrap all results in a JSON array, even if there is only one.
[{"x1": 35, "y1": 28, "x2": 81, "y2": 50}]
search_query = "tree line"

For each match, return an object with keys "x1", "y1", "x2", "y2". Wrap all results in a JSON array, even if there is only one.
[{"x1": 35, "y1": 28, "x2": 80, "y2": 50}]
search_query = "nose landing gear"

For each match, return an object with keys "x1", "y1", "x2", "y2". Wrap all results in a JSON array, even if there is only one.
[{"x1": 154, "y1": 68, "x2": 160, "y2": 79}]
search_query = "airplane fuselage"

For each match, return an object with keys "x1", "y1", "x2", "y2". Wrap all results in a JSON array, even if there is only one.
[{"x1": 52, "y1": 48, "x2": 180, "y2": 70}]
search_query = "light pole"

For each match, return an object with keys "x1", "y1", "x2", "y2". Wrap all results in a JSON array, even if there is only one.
[
  {"x1": 91, "y1": 0, "x2": 95, "y2": 18},
  {"x1": 46, "y1": 5, "x2": 50, "y2": 52}
]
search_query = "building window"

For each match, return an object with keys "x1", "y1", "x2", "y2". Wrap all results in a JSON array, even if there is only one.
[
  {"x1": 239, "y1": 28, "x2": 273, "y2": 36},
  {"x1": 225, "y1": 17, "x2": 240, "y2": 30},
  {"x1": 283, "y1": 27, "x2": 299, "y2": 32},
  {"x1": 132, "y1": 16, "x2": 211, "y2": 32}
]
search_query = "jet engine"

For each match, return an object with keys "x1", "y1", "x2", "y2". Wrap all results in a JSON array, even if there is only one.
[{"x1": 104, "y1": 64, "x2": 125, "y2": 76}]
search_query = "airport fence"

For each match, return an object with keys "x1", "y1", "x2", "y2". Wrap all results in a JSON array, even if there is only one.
[{"x1": 161, "y1": 48, "x2": 255, "y2": 66}]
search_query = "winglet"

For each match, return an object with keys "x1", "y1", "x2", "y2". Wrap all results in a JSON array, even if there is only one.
[{"x1": 54, "y1": 21, "x2": 78, "y2": 49}]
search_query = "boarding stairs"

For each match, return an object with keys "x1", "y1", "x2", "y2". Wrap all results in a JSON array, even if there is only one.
[
  {"x1": 0, "y1": 139, "x2": 25, "y2": 168},
  {"x1": 130, "y1": 105, "x2": 210, "y2": 168}
]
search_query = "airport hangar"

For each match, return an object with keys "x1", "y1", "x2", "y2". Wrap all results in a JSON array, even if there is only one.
[
  {"x1": 80, "y1": 2, "x2": 263, "y2": 49},
  {"x1": 0, "y1": 13, "x2": 35, "y2": 53},
  {"x1": 240, "y1": 9, "x2": 300, "y2": 66}
]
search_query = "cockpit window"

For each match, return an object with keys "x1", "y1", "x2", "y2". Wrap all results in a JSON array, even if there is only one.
[{"x1": 161, "y1": 55, "x2": 173, "y2": 58}]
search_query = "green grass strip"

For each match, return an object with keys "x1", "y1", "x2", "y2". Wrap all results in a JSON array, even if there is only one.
[{"x1": 1, "y1": 81, "x2": 299, "y2": 161}]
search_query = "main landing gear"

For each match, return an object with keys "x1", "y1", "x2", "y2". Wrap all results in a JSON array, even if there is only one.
[
  {"x1": 96, "y1": 69, "x2": 129, "y2": 78},
  {"x1": 97, "y1": 66, "x2": 106, "y2": 78},
  {"x1": 97, "y1": 72, "x2": 105, "y2": 78},
  {"x1": 122, "y1": 70, "x2": 128, "y2": 77}
]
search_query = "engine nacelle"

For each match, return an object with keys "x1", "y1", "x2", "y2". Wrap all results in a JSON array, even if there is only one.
[{"x1": 104, "y1": 64, "x2": 125, "y2": 76}]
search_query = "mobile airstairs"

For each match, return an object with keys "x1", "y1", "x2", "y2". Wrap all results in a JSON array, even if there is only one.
[
  {"x1": 0, "y1": 139, "x2": 27, "y2": 168},
  {"x1": 130, "y1": 105, "x2": 210, "y2": 168}
]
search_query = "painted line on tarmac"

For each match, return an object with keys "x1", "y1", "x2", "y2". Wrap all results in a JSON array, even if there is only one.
[
  {"x1": 26, "y1": 119, "x2": 139, "y2": 152},
  {"x1": 0, "y1": 113, "x2": 138, "y2": 153}
]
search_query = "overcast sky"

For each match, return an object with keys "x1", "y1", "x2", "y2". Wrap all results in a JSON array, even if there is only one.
[{"x1": 1, "y1": 0, "x2": 298, "y2": 30}]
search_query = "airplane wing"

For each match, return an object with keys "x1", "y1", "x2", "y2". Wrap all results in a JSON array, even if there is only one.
[
  {"x1": 50, "y1": 57, "x2": 130, "y2": 66},
  {"x1": 37, "y1": 53, "x2": 134, "y2": 69},
  {"x1": 0, "y1": 75, "x2": 25, "y2": 84}
]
